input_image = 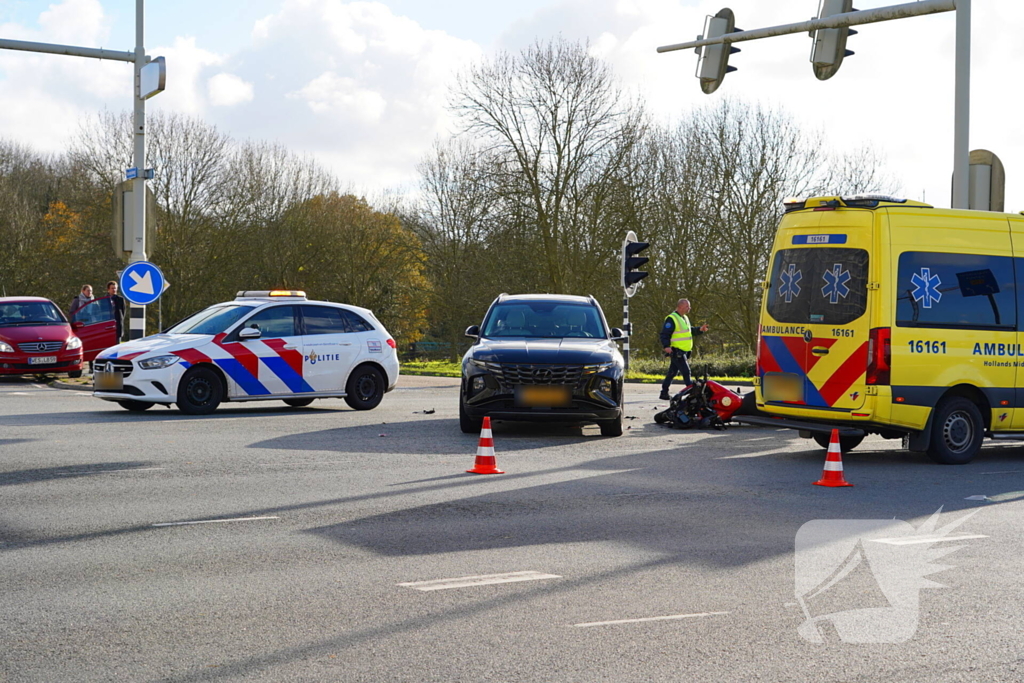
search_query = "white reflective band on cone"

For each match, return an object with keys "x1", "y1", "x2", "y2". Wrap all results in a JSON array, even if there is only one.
[
  {"x1": 476, "y1": 447, "x2": 495, "y2": 457},
  {"x1": 823, "y1": 461, "x2": 844, "y2": 471}
]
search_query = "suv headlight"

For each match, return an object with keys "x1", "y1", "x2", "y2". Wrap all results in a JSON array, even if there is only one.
[
  {"x1": 66, "y1": 336, "x2": 82, "y2": 351},
  {"x1": 137, "y1": 355, "x2": 180, "y2": 370},
  {"x1": 582, "y1": 362, "x2": 615, "y2": 374},
  {"x1": 0, "y1": 341, "x2": 13, "y2": 353}
]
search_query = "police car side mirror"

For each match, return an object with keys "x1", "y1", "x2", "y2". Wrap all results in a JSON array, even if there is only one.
[
  {"x1": 465, "y1": 325, "x2": 480, "y2": 339},
  {"x1": 610, "y1": 328, "x2": 626, "y2": 341},
  {"x1": 239, "y1": 327, "x2": 262, "y2": 340}
]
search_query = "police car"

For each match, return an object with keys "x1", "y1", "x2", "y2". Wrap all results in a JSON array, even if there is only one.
[{"x1": 92, "y1": 291, "x2": 399, "y2": 414}]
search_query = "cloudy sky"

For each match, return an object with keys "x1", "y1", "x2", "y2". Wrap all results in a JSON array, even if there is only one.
[{"x1": 1, "y1": 0, "x2": 1019, "y2": 209}]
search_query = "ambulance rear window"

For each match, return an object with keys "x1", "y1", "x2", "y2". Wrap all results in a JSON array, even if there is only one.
[{"x1": 766, "y1": 248, "x2": 869, "y2": 325}]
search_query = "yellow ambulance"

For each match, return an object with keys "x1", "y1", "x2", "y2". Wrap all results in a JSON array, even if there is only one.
[{"x1": 746, "y1": 194, "x2": 1024, "y2": 464}]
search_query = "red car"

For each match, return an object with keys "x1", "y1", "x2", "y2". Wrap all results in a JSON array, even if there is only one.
[{"x1": 0, "y1": 296, "x2": 118, "y2": 378}]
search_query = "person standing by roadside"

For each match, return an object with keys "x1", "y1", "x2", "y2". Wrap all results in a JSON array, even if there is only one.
[
  {"x1": 659, "y1": 298, "x2": 709, "y2": 401},
  {"x1": 69, "y1": 284, "x2": 93, "y2": 318},
  {"x1": 106, "y1": 281, "x2": 126, "y2": 342}
]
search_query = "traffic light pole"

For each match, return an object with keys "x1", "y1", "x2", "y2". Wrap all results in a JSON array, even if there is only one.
[
  {"x1": 623, "y1": 295, "x2": 631, "y2": 372},
  {"x1": 0, "y1": 0, "x2": 153, "y2": 337},
  {"x1": 657, "y1": 0, "x2": 972, "y2": 209}
]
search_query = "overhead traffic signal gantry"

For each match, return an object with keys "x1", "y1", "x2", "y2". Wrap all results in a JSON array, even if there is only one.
[
  {"x1": 697, "y1": 8, "x2": 741, "y2": 94},
  {"x1": 811, "y1": 0, "x2": 857, "y2": 80}
]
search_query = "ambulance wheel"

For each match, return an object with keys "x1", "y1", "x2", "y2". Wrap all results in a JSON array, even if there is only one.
[
  {"x1": 118, "y1": 400, "x2": 153, "y2": 411},
  {"x1": 812, "y1": 433, "x2": 865, "y2": 452},
  {"x1": 459, "y1": 399, "x2": 483, "y2": 434},
  {"x1": 177, "y1": 366, "x2": 223, "y2": 415},
  {"x1": 284, "y1": 398, "x2": 314, "y2": 407},
  {"x1": 599, "y1": 413, "x2": 623, "y2": 437},
  {"x1": 344, "y1": 365, "x2": 384, "y2": 410},
  {"x1": 927, "y1": 397, "x2": 983, "y2": 465}
]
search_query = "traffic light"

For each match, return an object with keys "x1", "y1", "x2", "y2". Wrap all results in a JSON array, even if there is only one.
[
  {"x1": 696, "y1": 8, "x2": 741, "y2": 94},
  {"x1": 621, "y1": 231, "x2": 650, "y2": 297},
  {"x1": 810, "y1": 0, "x2": 856, "y2": 81}
]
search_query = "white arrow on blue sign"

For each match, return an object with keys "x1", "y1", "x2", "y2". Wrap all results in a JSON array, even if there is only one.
[
  {"x1": 126, "y1": 167, "x2": 138, "y2": 180},
  {"x1": 119, "y1": 261, "x2": 166, "y2": 306}
]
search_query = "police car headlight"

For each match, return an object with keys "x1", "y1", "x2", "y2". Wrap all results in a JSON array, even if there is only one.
[
  {"x1": 0, "y1": 341, "x2": 13, "y2": 353},
  {"x1": 137, "y1": 355, "x2": 180, "y2": 370},
  {"x1": 65, "y1": 336, "x2": 82, "y2": 351}
]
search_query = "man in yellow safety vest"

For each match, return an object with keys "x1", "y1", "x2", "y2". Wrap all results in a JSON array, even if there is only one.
[{"x1": 659, "y1": 298, "x2": 709, "y2": 401}]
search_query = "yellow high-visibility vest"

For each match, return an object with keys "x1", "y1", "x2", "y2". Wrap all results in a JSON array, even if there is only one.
[{"x1": 667, "y1": 312, "x2": 693, "y2": 351}]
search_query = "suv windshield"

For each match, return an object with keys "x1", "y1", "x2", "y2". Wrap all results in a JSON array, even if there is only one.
[
  {"x1": 166, "y1": 304, "x2": 255, "y2": 335},
  {"x1": 0, "y1": 301, "x2": 67, "y2": 326},
  {"x1": 481, "y1": 302, "x2": 605, "y2": 339}
]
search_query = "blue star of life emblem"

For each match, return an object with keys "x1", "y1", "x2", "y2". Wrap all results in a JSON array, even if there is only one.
[
  {"x1": 910, "y1": 267, "x2": 942, "y2": 309},
  {"x1": 779, "y1": 264, "x2": 802, "y2": 303},
  {"x1": 821, "y1": 263, "x2": 851, "y2": 304}
]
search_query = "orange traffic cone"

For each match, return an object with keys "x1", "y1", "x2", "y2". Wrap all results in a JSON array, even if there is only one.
[
  {"x1": 467, "y1": 417, "x2": 504, "y2": 474},
  {"x1": 813, "y1": 429, "x2": 853, "y2": 487}
]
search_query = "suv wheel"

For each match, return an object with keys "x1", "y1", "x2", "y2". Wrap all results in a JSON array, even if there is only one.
[
  {"x1": 599, "y1": 413, "x2": 623, "y2": 437},
  {"x1": 460, "y1": 398, "x2": 483, "y2": 434},
  {"x1": 177, "y1": 366, "x2": 224, "y2": 415}
]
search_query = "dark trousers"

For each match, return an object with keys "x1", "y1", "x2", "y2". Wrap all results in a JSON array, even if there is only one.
[{"x1": 662, "y1": 349, "x2": 692, "y2": 391}]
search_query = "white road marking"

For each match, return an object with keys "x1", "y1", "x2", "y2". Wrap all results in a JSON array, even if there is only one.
[
  {"x1": 980, "y1": 471, "x2": 1021, "y2": 475},
  {"x1": 717, "y1": 447, "x2": 793, "y2": 460},
  {"x1": 573, "y1": 611, "x2": 730, "y2": 628},
  {"x1": 398, "y1": 571, "x2": 560, "y2": 591},
  {"x1": 871, "y1": 533, "x2": 988, "y2": 546},
  {"x1": 964, "y1": 495, "x2": 990, "y2": 501},
  {"x1": 8, "y1": 392, "x2": 29, "y2": 395},
  {"x1": 152, "y1": 516, "x2": 279, "y2": 528}
]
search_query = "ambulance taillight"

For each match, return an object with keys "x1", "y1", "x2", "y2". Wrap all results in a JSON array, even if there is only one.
[{"x1": 866, "y1": 327, "x2": 891, "y2": 385}]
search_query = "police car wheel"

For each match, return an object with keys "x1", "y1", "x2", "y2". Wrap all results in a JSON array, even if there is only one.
[
  {"x1": 177, "y1": 366, "x2": 224, "y2": 415},
  {"x1": 118, "y1": 400, "x2": 154, "y2": 411},
  {"x1": 927, "y1": 397, "x2": 983, "y2": 465},
  {"x1": 344, "y1": 365, "x2": 384, "y2": 411},
  {"x1": 812, "y1": 433, "x2": 865, "y2": 452},
  {"x1": 284, "y1": 398, "x2": 314, "y2": 408}
]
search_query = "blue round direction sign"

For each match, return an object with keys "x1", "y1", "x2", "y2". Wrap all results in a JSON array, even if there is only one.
[{"x1": 119, "y1": 261, "x2": 166, "y2": 306}]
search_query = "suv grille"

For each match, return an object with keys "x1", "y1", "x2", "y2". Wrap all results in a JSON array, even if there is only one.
[
  {"x1": 94, "y1": 359, "x2": 134, "y2": 378},
  {"x1": 18, "y1": 341, "x2": 63, "y2": 353},
  {"x1": 489, "y1": 363, "x2": 584, "y2": 386}
]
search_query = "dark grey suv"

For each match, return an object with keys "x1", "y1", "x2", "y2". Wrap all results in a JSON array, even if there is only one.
[{"x1": 460, "y1": 294, "x2": 626, "y2": 436}]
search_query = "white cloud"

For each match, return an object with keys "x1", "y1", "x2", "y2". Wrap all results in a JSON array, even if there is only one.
[
  {"x1": 290, "y1": 72, "x2": 386, "y2": 121},
  {"x1": 150, "y1": 36, "x2": 224, "y2": 115},
  {"x1": 208, "y1": 73, "x2": 255, "y2": 107}
]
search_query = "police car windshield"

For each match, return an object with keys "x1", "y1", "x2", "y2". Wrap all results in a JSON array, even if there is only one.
[
  {"x1": 481, "y1": 302, "x2": 605, "y2": 339},
  {"x1": 166, "y1": 304, "x2": 255, "y2": 335}
]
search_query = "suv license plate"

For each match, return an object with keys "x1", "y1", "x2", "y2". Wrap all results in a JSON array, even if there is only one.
[
  {"x1": 763, "y1": 372, "x2": 804, "y2": 402},
  {"x1": 28, "y1": 356, "x2": 57, "y2": 365},
  {"x1": 94, "y1": 371, "x2": 124, "y2": 391},
  {"x1": 516, "y1": 385, "x2": 571, "y2": 407}
]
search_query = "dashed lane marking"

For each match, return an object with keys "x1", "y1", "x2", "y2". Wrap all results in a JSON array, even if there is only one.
[
  {"x1": 398, "y1": 571, "x2": 561, "y2": 591},
  {"x1": 573, "y1": 611, "x2": 731, "y2": 628},
  {"x1": 152, "y1": 516, "x2": 280, "y2": 528},
  {"x1": 871, "y1": 533, "x2": 989, "y2": 546}
]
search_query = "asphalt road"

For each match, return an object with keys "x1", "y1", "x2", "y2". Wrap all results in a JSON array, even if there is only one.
[{"x1": 2, "y1": 375, "x2": 1023, "y2": 682}]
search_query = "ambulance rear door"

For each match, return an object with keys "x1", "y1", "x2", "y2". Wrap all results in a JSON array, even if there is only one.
[{"x1": 761, "y1": 213, "x2": 872, "y2": 414}]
